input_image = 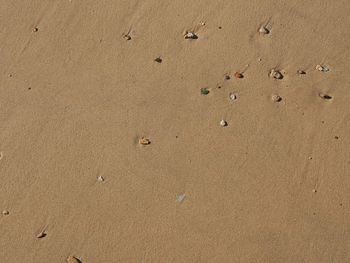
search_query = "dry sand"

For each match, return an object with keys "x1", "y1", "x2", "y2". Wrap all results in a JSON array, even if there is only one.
[{"x1": 0, "y1": 0, "x2": 349, "y2": 262}]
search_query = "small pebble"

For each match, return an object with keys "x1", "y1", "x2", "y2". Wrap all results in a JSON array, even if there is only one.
[
  {"x1": 269, "y1": 69, "x2": 283, "y2": 80},
  {"x1": 271, "y1": 95, "x2": 282, "y2": 102},
  {"x1": 312, "y1": 189, "x2": 317, "y2": 193},
  {"x1": 258, "y1": 26, "x2": 269, "y2": 34},
  {"x1": 297, "y1": 70, "x2": 306, "y2": 75},
  {"x1": 97, "y1": 175, "x2": 104, "y2": 182},
  {"x1": 220, "y1": 120, "x2": 228, "y2": 127},
  {"x1": 139, "y1": 137, "x2": 151, "y2": 145},
  {"x1": 184, "y1": 31, "x2": 198, "y2": 39},
  {"x1": 316, "y1": 65, "x2": 329, "y2": 72},
  {"x1": 234, "y1": 72, "x2": 244, "y2": 79},
  {"x1": 176, "y1": 193, "x2": 186, "y2": 203},
  {"x1": 67, "y1": 256, "x2": 82, "y2": 263},
  {"x1": 319, "y1": 93, "x2": 333, "y2": 100},
  {"x1": 224, "y1": 75, "x2": 231, "y2": 80},
  {"x1": 2, "y1": 210, "x2": 9, "y2": 215},
  {"x1": 154, "y1": 57, "x2": 162, "y2": 63},
  {"x1": 33, "y1": 27, "x2": 39, "y2": 32},
  {"x1": 229, "y1": 93, "x2": 237, "y2": 101}
]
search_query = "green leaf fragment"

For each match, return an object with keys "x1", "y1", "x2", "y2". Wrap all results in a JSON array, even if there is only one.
[{"x1": 201, "y1": 87, "x2": 210, "y2": 95}]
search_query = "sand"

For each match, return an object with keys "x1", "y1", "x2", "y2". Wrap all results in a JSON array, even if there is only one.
[{"x1": 0, "y1": 0, "x2": 349, "y2": 262}]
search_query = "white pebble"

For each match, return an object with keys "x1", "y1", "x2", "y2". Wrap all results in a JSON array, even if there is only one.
[
  {"x1": 220, "y1": 120, "x2": 228, "y2": 127},
  {"x1": 184, "y1": 31, "x2": 198, "y2": 39},
  {"x1": 270, "y1": 69, "x2": 283, "y2": 79},
  {"x1": 229, "y1": 93, "x2": 237, "y2": 101}
]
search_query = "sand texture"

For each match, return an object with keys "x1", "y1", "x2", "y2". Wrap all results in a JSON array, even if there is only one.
[{"x1": 0, "y1": 0, "x2": 349, "y2": 262}]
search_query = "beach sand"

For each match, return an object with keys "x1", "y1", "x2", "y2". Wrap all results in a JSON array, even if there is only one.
[{"x1": 0, "y1": 1, "x2": 349, "y2": 262}]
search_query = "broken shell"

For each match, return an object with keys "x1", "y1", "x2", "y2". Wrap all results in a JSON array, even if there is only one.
[
  {"x1": 176, "y1": 193, "x2": 186, "y2": 203},
  {"x1": 97, "y1": 175, "x2": 104, "y2": 182},
  {"x1": 271, "y1": 95, "x2": 282, "y2": 102},
  {"x1": 2, "y1": 210, "x2": 9, "y2": 215},
  {"x1": 139, "y1": 137, "x2": 151, "y2": 145},
  {"x1": 234, "y1": 72, "x2": 244, "y2": 79},
  {"x1": 220, "y1": 120, "x2": 228, "y2": 127},
  {"x1": 258, "y1": 26, "x2": 269, "y2": 34},
  {"x1": 229, "y1": 93, "x2": 237, "y2": 101},
  {"x1": 269, "y1": 69, "x2": 283, "y2": 79},
  {"x1": 67, "y1": 256, "x2": 82, "y2": 263},
  {"x1": 36, "y1": 231, "x2": 47, "y2": 239},
  {"x1": 184, "y1": 31, "x2": 198, "y2": 39},
  {"x1": 319, "y1": 93, "x2": 332, "y2": 100},
  {"x1": 316, "y1": 65, "x2": 329, "y2": 72}
]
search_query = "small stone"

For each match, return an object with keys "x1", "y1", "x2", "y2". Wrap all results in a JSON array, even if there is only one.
[
  {"x1": 297, "y1": 70, "x2": 306, "y2": 75},
  {"x1": 319, "y1": 93, "x2": 333, "y2": 100},
  {"x1": 271, "y1": 95, "x2": 282, "y2": 102},
  {"x1": 234, "y1": 72, "x2": 244, "y2": 79},
  {"x1": 97, "y1": 175, "x2": 104, "y2": 182},
  {"x1": 269, "y1": 69, "x2": 283, "y2": 79},
  {"x1": 312, "y1": 189, "x2": 317, "y2": 193},
  {"x1": 229, "y1": 93, "x2": 237, "y2": 101},
  {"x1": 200, "y1": 87, "x2": 210, "y2": 95},
  {"x1": 33, "y1": 27, "x2": 39, "y2": 32},
  {"x1": 258, "y1": 26, "x2": 269, "y2": 34},
  {"x1": 184, "y1": 31, "x2": 198, "y2": 39},
  {"x1": 139, "y1": 137, "x2": 151, "y2": 145},
  {"x1": 224, "y1": 75, "x2": 231, "y2": 80},
  {"x1": 154, "y1": 57, "x2": 162, "y2": 63},
  {"x1": 67, "y1": 256, "x2": 82, "y2": 263},
  {"x1": 2, "y1": 210, "x2": 9, "y2": 215},
  {"x1": 220, "y1": 120, "x2": 228, "y2": 127},
  {"x1": 176, "y1": 193, "x2": 186, "y2": 203},
  {"x1": 316, "y1": 65, "x2": 329, "y2": 72}
]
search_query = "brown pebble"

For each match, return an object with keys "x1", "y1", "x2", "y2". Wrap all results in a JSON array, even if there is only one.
[
  {"x1": 154, "y1": 57, "x2": 162, "y2": 63},
  {"x1": 123, "y1": 34, "x2": 131, "y2": 40},
  {"x1": 334, "y1": 136, "x2": 339, "y2": 140},
  {"x1": 297, "y1": 70, "x2": 306, "y2": 75},
  {"x1": 271, "y1": 95, "x2": 282, "y2": 102},
  {"x1": 224, "y1": 75, "x2": 231, "y2": 80},
  {"x1": 234, "y1": 72, "x2": 244, "y2": 79},
  {"x1": 67, "y1": 256, "x2": 82, "y2": 263},
  {"x1": 33, "y1": 27, "x2": 39, "y2": 32},
  {"x1": 139, "y1": 137, "x2": 151, "y2": 145}
]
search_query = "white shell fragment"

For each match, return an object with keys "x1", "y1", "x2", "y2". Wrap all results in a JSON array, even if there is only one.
[
  {"x1": 220, "y1": 120, "x2": 228, "y2": 127},
  {"x1": 316, "y1": 65, "x2": 329, "y2": 72},
  {"x1": 269, "y1": 69, "x2": 283, "y2": 79},
  {"x1": 176, "y1": 193, "x2": 186, "y2": 203},
  {"x1": 97, "y1": 175, "x2": 104, "y2": 182},
  {"x1": 36, "y1": 231, "x2": 47, "y2": 239},
  {"x1": 229, "y1": 93, "x2": 237, "y2": 101},
  {"x1": 184, "y1": 31, "x2": 198, "y2": 39},
  {"x1": 258, "y1": 26, "x2": 269, "y2": 34}
]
